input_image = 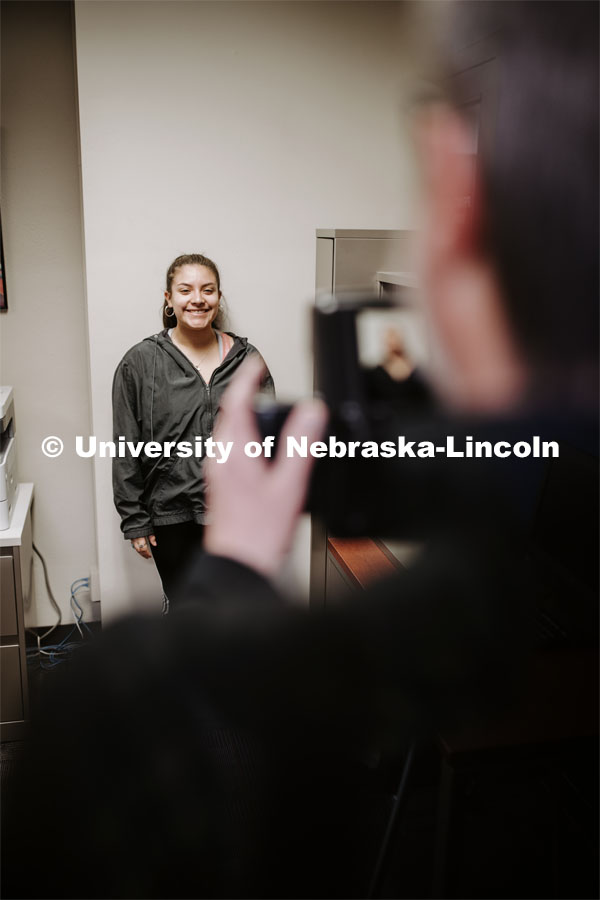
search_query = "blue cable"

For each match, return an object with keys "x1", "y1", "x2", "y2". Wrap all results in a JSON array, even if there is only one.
[
  {"x1": 27, "y1": 577, "x2": 94, "y2": 668},
  {"x1": 71, "y1": 579, "x2": 94, "y2": 636},
  {"x1": 71, "y1": 588, "x2": 85, "y2": 624},
  {"x1": 70, "y1": 578, "x2": 90, "y2": 626}
]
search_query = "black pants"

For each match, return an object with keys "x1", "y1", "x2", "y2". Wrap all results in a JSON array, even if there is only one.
[{"x1": 150, "y1": 522, "x2": 205, "y2": 611}]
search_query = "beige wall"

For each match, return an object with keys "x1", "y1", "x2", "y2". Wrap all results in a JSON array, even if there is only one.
[
  {"x1": 0, "y1": 1, "x2": 434, "y2": 626},
  {"x1": 73, "y1": 0, "x2": 425, "y2": 620},
  {"x1": 0, "y1": 2, "x2": 98, "y2": 628}
]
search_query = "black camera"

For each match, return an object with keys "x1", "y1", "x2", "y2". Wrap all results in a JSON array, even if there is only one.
[{"x1": 255, "y1": 293, "x2": 438, "y2": 538}]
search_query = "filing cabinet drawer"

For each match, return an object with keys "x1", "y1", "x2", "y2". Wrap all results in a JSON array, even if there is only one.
[
  {"x1": 0, "y1": 485, "x2": 34, "y2": 739},
  {"x1": 0, "y1": 554, "x2": 17, "y2": 636},
  {"x1": 0, "y1": 645, "x2": 24, "y2": 722}
]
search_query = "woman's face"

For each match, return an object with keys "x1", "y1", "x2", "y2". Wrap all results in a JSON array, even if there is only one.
[{"x1": 166, "y1": 264, "x2": 221, "y2": 331}]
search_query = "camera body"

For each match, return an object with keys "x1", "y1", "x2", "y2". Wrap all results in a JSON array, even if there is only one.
[{"x1": 256, "y1": 293, "x2": 438, "y2": 537}]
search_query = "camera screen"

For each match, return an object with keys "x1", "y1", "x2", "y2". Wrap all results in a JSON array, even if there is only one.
[{"x1": 355, "y1": 304, "x2": 430, "y2": 379}]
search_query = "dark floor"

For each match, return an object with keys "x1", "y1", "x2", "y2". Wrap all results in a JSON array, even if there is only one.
[
  {"x1": 0, "y1": 739, "x2": 25, "y2": 791},
  {"x1": 378, "y1": 742, "x2": 599, "y2": 899},
  {"x1": 2, "y1": 733, "x2": 596, "y2": 898},
  {"x1": 2, "y1": 629, "x2": 598, "y2": 899}
]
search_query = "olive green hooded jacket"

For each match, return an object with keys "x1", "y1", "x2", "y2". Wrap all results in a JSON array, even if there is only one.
[{"x1": 112, "y1": 330, "x2": 274, "y2": 539}]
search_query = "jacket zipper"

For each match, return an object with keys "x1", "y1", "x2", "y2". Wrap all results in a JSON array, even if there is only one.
[
  {"x1": 205, "y1": 381, "x2": 213, "y2": 431},
  {"x1": 165, "y1": 334, "x2": 245, "y2": 432},
  {"x1": 200, "y1": 352, "x2": 242, "y2": 433}
]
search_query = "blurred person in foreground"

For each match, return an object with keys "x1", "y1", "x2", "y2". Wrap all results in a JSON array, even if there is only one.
[{"x1": 2, "y1": 3, "x2": 597, "y2": 899}]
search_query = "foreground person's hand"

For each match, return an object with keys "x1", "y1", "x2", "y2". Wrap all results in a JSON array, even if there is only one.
[{"x1": 205, "y1": 356, "x2": 328, "y2": 578}]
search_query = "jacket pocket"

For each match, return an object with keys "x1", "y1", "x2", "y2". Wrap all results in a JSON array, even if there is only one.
[{"x1": 150, "y1": 455, "x2": 207, "y2": 515}]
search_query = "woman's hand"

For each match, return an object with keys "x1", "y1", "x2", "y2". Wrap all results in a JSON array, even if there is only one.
[
  {"x1": 205, "y1": 356, "x2": 328, "y2": 579},
  {"x1": 131, "y1": 535, "x2": 157, "y2": 559}
]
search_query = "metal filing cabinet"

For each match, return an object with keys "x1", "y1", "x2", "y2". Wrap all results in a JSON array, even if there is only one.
[
  {"x1": 0, "y1": 483, "x2": 33, "y2": 740},
  {"x1": 311, "y1": 230, "x2": 416, "y2": 607}
]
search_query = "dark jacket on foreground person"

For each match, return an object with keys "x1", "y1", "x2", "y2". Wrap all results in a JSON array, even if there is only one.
[
  {"x1": 5, "y1": 414, "x2": 582, "y2": 900},
  {"x1": 2, "y1": 546, "x2": 523, "y2": 899},
  {"x1": 112, "y1": 330, "x2": 274, "y2": 539}
]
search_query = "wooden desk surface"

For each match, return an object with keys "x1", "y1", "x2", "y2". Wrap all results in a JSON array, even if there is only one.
[{"x1": 327, "y1": 536, "x2": 402, "y2": 590}]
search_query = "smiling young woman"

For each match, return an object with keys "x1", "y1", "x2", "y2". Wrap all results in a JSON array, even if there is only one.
[
  {"x1": 112, "y1": 252, "x2": 274, "y2": 610},
  {"x1": 163, "y1": 257, "x2": 226, "y2": 383}
]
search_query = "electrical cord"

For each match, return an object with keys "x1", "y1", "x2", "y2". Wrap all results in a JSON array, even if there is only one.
[
  {"x1": 26, "y1": 628, "x2": 90, "y2": 669},
  {"x1": 27, "y1": 625, "x2": 93, "y2": 669},
  {"x1": 27, "y1": 544, "x2": 62, "y2": 649},
  {"x1": 70, "y1": 578, "x2": 91, "y2": 637},
  {"x1": 26, "y1": 548, "x2": 94, "y2": 665}
]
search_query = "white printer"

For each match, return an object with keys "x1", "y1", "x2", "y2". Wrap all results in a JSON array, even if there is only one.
[{"x1": 0, "y1": 386, "x2": 18, "y2": 530}]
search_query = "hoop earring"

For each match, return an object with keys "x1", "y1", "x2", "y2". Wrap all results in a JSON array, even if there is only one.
[{"x1": 165, "y1": 306, "x2": 176, "y2": 319}]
